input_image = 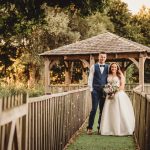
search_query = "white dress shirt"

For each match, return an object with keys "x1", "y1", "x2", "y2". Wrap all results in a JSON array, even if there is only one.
[{"x1": 88, "y1": 63, "x2": 105, "y2": 92}]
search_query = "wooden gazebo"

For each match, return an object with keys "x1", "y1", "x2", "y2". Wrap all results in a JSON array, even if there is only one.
[{"x1": 40, "y1": 32, "x2": 150, "y2": 93}]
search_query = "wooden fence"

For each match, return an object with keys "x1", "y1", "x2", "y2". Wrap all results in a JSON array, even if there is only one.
[
  {"x1": 48, "y1": 84, "x2": 87, "y2": 94},
  {"x1": 0, "y1": 87, "x2": 91, "y2": 150},
  {"x1": 0, "y1": 93, "x2": 28, "y2": 150},
  {"x1": 48, "y1": 83, "x2": 138, "y2": 94},
  {"x1": 132, "y1": 85, "x2": 150, "y2": 150},
  {"x1": 1, "y1": 83, "x2": 146, "y2": 150}
]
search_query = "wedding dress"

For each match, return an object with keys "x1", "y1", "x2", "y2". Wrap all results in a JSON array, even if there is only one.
[{"x1": 100, "y1": 75, "x2": 135, "y2": 136}]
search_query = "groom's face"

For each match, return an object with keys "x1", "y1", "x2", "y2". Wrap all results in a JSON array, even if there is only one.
[{"x1": 99, "y1": 54, "x2": 107, "y2": 64}]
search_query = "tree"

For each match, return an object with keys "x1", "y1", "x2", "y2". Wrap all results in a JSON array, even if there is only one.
[
  {"x1": 132, "y1": 6, "x2": 150, "y2": 46},
  {"x1": 106, "y1": 0, "x2": 146, "y2": 44},
  {"x1": 0, "y1": 3, "x2": 40, "y2": 85},
  {"x1": 46, "y1": 0, "x2": 111, "y2": 15},
  {"x1": 107, "y1": 0, "x2": 132, "y2": 36},
  {"x1": 85, "y1": 12, "x2": 114, "y2": 38}
]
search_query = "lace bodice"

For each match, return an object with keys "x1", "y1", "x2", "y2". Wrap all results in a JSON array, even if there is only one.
[{"x1": 107, "y1": 75, "x2": 120, "y2": 87}]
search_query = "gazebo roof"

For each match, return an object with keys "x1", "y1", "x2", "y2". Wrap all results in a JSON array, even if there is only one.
[{"x1": 40, "y1": 32, "x2": 150, "y2": 56}]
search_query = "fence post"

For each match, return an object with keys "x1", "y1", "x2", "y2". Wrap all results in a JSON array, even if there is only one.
[
  {"x1": 0, "y1": 98, "x2": 2, "y2": 149},
  {"x1": 22, "y1": 93, "x2": 28, "y2": 150}
]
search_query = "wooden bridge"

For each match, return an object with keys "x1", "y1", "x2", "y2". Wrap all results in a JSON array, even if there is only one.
[
  {"x1": 1, "y1": 30, "x2": 150, "y2": 150},
  {"x1": 0, "y1": 84, "x2": 150, "y2": 150}
]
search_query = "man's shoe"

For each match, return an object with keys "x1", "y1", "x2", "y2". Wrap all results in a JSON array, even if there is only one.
[
  {"x1": 97, "y1": 126, "x2": 100, "y2": 135},
  {"x1": 97, "y1": 129, "x2": 101, "y2": 135},
  {"x1": 87, "y1": 129, "x2": 93, "y2": 135}
]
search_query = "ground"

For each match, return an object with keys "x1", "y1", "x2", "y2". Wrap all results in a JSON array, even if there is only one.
[{"x1": 65, "y1": 112, "x2": 136, "y2": 150}]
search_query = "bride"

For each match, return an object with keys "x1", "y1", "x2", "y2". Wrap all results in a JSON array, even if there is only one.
[{"x1": 100, "y1": 62, "x2": 135, "y2": 136}]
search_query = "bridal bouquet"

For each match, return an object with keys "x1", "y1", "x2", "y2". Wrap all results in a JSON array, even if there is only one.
[{"x1": 104, "y1": 81, "x2": 119, "y2": 100}]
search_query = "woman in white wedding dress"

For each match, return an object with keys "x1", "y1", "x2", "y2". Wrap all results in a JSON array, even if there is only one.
[{"x1": 100, "y1": 62, "x2": 135, "y2": 136}]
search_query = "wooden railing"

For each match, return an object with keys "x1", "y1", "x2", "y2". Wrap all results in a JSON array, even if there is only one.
[
  {"x1": 47, "y1": 84, "x2": 87, "y2": 94},
  {"x1": 27, "y1": 87, "x2": 91, "y2": 150},
  {"x1": 0, "y1": 87, "x2": 91, "y2": 150},
  {"x1": 144, "y1": 84, "x2": 150, "y2": 94},
  {"x1": 1, "y1": 83, "x2": 144, "y2": 150},
  {"x1": 48, "y1": 83, "x2": 138, "y2": 94},
  {"x1": 125, "y1": 83, "x2": 139, "y2": 91},
  {"x1": 132, "y1": 85, "x2": 150, "y2": 150},
  {"x1": 125, "y1": 83, "x2": 139, "y2": 98},
  {"x1": 0, "y1": 93, "x2": 28, "y2": 150}
]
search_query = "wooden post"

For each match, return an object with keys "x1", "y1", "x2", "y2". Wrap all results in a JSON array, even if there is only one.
[
  {"x1": 44, "y1": 58, "x2": 50, "y2": 94},
  {"x1": 121, "y1": 62, "x2": 126, "y2": 77},
  {"x1": 64, "y1": 61, "x2": 71, "y2": 84},
  {"x1": 70, "y1": 62, "x2": 74, "y2": 80},
  {"x1": 82, "y1": 70, "x2": 87, "y2": 84},
  {"x1": 80, "y1": 59, "x2": 90, "y2": 85},
  {"x1": 90, "y1": 55, "x2": 95, "y2": 67},
  {"x1": 22, "y1": 93, "x2": 28, "y2": 150},
  {"x1": 139, "y1": 56, "x2": 146, "y2": 91},
  {"x1": 0, "y1": 98, "x2": 2, "y2": 149}
]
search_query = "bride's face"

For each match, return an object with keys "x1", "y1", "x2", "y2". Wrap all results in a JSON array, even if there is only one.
[{"x1": 110, "y1": 64, "x2": 118, "y2": 74}]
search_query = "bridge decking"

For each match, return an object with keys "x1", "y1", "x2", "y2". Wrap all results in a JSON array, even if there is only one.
[{"x1": 65, "y1": 112, "x2": 136, "y2": 150}]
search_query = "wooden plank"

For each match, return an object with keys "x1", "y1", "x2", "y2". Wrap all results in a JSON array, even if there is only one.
[
  {"x1": 51, "y1": 98, "x2": 54, "y2": 150},
  {"x1": 53, "y1": 97, "x2": 57, "y2": 150},
  {"x1": 146, "y1": 98, "x2": 150, "y2": 150},
  {"x1": 0, "y1": 99, "x2": 2, "y2": 149},
  {"x1": 62, "y1": 96, "x2": 67, "y2": 148},
  {"x1": 1, "y1": 125, "x2": 5, "y2": 150},
  {"x1": 40, "y1": 101, "x2": 43, "y2": 150},
  {"x1": 62, "y1": 53, "x2": 140, "y2": 61},
  {"x1": 34, "y1": 102, "x2": 38, "y2": 150},
  {"x1": 43, "y1": 100, "x2": 46, "y2": 150},
  {"x1": 0, "y1": 104, "x2": 28, "y2": 125},
  {"x1": 56, "y1": 97, "x2": 61, "y2": 150},
  {"x1": 68, "y1": 93, "x2": 72, "y2": 139},
  {"x1": 28, "y1": 87, "x2": 89, "y2": 103},
  {"x1": 47, "y1": 99, "x2": 50, "y2": 150},
  {"x1": 10, "y1": 95, "x2": 15, "y2": 109},
  {"x1": 37, "y1": 102, "x2": 41, "y2": 150},
  {"x1": 138, "y1": 96, "x2": 146, "y2": 150},
  {"x1": 2, "y1": 96, "x2": 7, "y2": 111},
  {"x1": 14, "y1": 119, "x2": 21, "y2": 150},
  {"x1": 0, "y1": 98, "x2": 2, "y2": 113},
  {"x1": 49, "y1": 98, "x2": 52, "y2": 150},
  {"x1": 136, "y1": 94, "x2": 141, "y2": 141},
  {"x1": 44, "y1": 58, "x2": 50, "y2": 94},
  {"x1": 139, "y1": 56, "x2": 146, "y2": 91},
  {"x1": 31, "y1": 103, "x2": 34, "y2": 150},
  {"x1": 59, "y1": 96, "x2": 64, "y2": 149},
  {"x1": 28, "y1": 104, "x2": 31, "y2": 150},
  {"x1": 7, "y1": 120, "x2": 16, "y2": 150},
  {"x1": 45, "y1": 99, "x2": 48, "y2": 150},
  {"x1": 22, "y1": 93, "x2": 28, "y2": 150}
]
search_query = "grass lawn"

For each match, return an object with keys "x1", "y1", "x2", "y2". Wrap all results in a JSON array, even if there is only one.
[{"x1": 65, "y1": 112, "x2": 136, "y2": 150}]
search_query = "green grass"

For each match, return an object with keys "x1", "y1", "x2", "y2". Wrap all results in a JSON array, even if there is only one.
[
  {"x1": 0, "y1": 83, "x2": 44, "y2": 98},
  {"x1": 65, "y1": 112, "x2": 136, "y2": 150}
]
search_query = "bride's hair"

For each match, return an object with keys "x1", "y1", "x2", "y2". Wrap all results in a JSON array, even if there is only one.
[{"x1": 109, "y1": 62, "x2": 123, "y2": 78}]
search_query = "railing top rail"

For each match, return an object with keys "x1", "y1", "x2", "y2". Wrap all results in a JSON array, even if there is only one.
[
  {"x1": 28, "y1": 87, "x2": 89, "y2": 103},
  {"x1": 133, "y1": 84, "x2": 142, "y2": 91},
  {"x1": 49, "y1": 84, "x2": 87, "y2": 87},
  {"x1": 0, "y1": 103, "x2": 28, "y2": 125},
  {"x1": 133, "y1": 84, "x2": 150, "y2": 102},
  {"x1": 125, "y1": 83, "x2": 139, "y2": 85}
]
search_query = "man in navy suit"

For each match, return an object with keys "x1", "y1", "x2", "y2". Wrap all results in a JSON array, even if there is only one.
[{"x1": 87, "y1": 52, "x2": 109, "y2": 134}]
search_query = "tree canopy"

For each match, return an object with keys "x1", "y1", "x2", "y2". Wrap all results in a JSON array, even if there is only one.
[{"x1": 0, "y1": 0, "x2": 150, "y2": 90}]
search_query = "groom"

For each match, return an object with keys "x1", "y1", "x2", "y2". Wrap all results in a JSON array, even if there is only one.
[{"x1": 87, "y1": 52, "x2": 109, "y2": 135}]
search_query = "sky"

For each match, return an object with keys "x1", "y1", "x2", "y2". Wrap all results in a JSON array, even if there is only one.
[{"x1": 122, "y1": 0, "x2": 150, "y2": 14}]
